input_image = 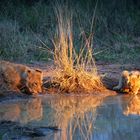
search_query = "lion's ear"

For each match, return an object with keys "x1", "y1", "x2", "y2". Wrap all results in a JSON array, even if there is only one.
[
  {"x1": 27, "y1": 69, "x2": 32, "y2": 76},
  {"x1": 35, "y1": 69, "x2": 43, "y2": 80},
  {"x1": 35, "y1": 69, "x2": 42, "y2": 73}
]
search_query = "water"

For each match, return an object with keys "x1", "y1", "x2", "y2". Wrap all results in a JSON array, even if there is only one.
[{"x1": 0, "y1": 94, "x2": 140, "y2": 140}]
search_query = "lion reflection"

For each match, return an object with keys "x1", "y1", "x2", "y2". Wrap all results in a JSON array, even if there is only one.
[
  {"x1": 121, "y1": 95, "x2": 140, "y2": 116},
  {"x1": 0, "y1": 98, "x2": 42, "y2": 124}
]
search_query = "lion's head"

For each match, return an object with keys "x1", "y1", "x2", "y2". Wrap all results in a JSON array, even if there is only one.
[
  {"x1": 120, "y1": 70, "x2": 131, "y2": 92},
  {"x1": 23, "y1": 69, "x2": 43, "y2": 94},
  {"x1": 120, "y1": 71, "x2": 140, "y2": 94}
]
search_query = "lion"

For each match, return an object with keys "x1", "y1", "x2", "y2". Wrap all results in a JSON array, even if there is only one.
[
  {"x1": 0, "y1": 61, "x2": 43, "y2": 95},
  {"x1": 113, "y1": 70, "x2": 140, "y2": 95}
]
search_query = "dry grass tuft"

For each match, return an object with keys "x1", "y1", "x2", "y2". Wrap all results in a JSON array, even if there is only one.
[
  {"x1": 52, "y1": 68, "x2": 104, "y2": 93},
  {"x1": 50, "y1": 4, "x2": 104, "y2": 93}
]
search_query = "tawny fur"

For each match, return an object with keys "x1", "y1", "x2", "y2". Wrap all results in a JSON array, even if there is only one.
[
  {"x1": 0, "y1": 61, "x2": 43, "y2": 95},
  {"x1": 113, "y1": 70, "x2": 140, "y2": 95}
]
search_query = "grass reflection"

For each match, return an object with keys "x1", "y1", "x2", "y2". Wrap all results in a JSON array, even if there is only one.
[{"x1": 42, "y1": 95, "x2": 105, "y2": 140}]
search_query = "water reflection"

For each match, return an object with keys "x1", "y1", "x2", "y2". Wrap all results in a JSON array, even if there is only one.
[
  {"x1": 121, "y1": 95, "x2": 140, "y2": 116},
  {"x1": 41, "y1": 95, "x2": 104, "y2": 140},
  {"x1": 92, "y1": 95, "x2": 140, "y2": 140},
  {"x1": 0, "y1": 98, "x2": 42, "y2": 124},
  {"x1": 1, "y1": 94, "x2": 140, "y2": 140}
]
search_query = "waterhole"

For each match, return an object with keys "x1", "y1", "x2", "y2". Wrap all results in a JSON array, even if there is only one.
[{"x1": 0, "y1": 94, "x2": 140, "y2": 140}]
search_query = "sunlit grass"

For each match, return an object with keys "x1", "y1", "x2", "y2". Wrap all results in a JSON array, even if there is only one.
[{"x1": 50, "y1": 4, "x2": 104, "y2": 93}]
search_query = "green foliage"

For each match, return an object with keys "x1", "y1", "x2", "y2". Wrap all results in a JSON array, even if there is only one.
[
  {"x1": 0, "y1": 20, "x2": 50, "y2": 62},
  {"x1": 0, "y1": 0, "x2": 139, "y2": 63}
]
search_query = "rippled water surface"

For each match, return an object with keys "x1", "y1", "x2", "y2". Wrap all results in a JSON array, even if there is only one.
[{"x1": 0, "y1": 94, "x2": 140, "y2": 140}]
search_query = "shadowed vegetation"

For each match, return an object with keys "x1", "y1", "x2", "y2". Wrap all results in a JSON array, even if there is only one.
[{"x1": 0, "y1": 0, "x2": 140, "y2": 64}]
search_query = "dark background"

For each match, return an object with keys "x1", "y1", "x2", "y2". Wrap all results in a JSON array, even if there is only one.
[{"x1": 0, "y1": 0, "x2": 140, "y2": 63}]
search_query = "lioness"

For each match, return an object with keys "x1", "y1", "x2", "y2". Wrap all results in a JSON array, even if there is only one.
[
  {"x1": 0, "y1": 61, "x2": 43, "y2": 95},
  {"x1": 113, "y1": 70, "x2": 140, "y2": 95}
]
